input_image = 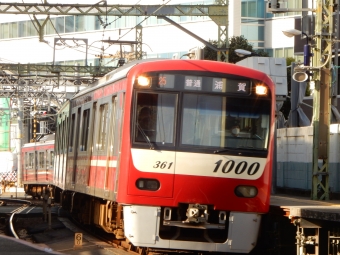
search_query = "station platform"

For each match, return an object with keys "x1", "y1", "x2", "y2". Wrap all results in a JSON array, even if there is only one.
[
  {"x1": 0, "y1": 186, "x2": 26, "y2": 199},
  {"x1": 270, "y1": 194, "x2": 340, "y2": 222}
]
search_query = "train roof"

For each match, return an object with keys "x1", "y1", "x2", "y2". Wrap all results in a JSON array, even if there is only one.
[
  {"x1": 72, "y1": 58, "x2": 164, "y2": 98},
  {"x1": 22, "y1": 134, "x2": 55, "y2": 148},
  {"x1": 39, "y1": 133, "x2": 55, "y2": 142},
  {"x1": 71, "y1": 58, "x2": 272, "y2": 100}
]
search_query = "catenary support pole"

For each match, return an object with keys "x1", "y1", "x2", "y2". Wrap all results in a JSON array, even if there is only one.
[
  {"x1": 16, "y1": 98, "x2": 23, "y2": 187},
  {"x1": 311, "y1": 0, "x2": 332, "y2": 200}
]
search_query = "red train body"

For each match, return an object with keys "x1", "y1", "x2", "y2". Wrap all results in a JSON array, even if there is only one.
[{"x1": 22, "y1": 59, "x2": 275, "y2": 253}]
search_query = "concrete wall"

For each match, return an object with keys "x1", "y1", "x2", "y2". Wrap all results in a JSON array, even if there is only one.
[{"x1": 276, "y1": 125, "x2": 340, "y2": 193}]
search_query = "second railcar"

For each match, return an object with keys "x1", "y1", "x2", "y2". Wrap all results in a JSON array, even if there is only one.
[{"x1": 22, "y1": 134, "x2": 55, "y2": 198}]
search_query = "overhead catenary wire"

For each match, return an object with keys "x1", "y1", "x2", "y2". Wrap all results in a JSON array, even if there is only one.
[
  {"x1": 19, "y1": 0, "x2": 169, "y2": 66},
  {"x1": 118, "y1": 0, "x2": 172, "y2": 41}
]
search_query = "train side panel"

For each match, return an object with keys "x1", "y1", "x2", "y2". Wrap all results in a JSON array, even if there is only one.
[{"x1": 64, "y1": 79, "x2": 126, "y2": 200}]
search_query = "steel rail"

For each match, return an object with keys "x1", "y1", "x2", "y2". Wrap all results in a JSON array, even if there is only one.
[{"x1": 0, "y1": 199, "x2": 33, "y2": 239}]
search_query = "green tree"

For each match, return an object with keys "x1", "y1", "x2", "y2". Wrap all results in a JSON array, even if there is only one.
[{"x1": 203, "y1": 35, "x2": 268, "y2": 63}]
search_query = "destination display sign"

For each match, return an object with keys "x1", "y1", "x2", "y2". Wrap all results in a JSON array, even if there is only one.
[{"x1": 156, "y1": 73, "x2": 251, "y2": 94}]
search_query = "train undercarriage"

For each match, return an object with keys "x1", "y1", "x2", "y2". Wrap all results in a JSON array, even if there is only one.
[
  {"x1": 24, "y1": 185, "x2": 261, "y2": 254},
  {"x1": 59, "y1": 190, "x2": 260, "y2": 253},
  {"x1": 59, "y1": 190, "x2": 231, "y2": 243},
  {"x1": 24, "y1": 184, "x2": 54, "y2": 199}
]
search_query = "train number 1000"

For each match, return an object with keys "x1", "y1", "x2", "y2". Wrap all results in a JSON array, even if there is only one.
[{"x1": 213, "y1": 160, "x2": 260, "y2": 176}]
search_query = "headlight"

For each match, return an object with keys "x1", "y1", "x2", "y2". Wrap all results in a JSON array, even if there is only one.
[
  {"x1": 137, "y1": 76, "x2": 151, "y2": 87},
  {"x1": 234, "y1": 185, "x2": 258, "y2": 198},
  {"x1": 255, "y1": 84, "x2": 268, "y2": 95},
  {"x1": 136, "y1": 178, "x2": 160, "y2": 191}
]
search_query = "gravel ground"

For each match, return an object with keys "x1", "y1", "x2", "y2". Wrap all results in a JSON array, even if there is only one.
[{"x1": 13, "y1": 216, "x2": 62, "y2": 242}]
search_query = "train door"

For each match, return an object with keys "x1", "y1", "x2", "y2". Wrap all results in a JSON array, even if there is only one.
[
  {"x1": 54, "y1": 120, "x2": 60, "y2": 185},
  {"x1": 113, "y1": 93, "x2": 125, "y2": 198},
  {"x1": 37, "y1": 150, "x2": 45, "y2": 182},
  {"x1": 76, "y1": 102, "x2": 95, "y2": 191},
  {"x1": 23, "y1": 151, "x2": 28, "y2": 181},
  {"x1": 68, "y1": 107, "x2": 81, "y2": 189},
  {"x1": 55, "y1": 112, "x2": 68, "y2": 188},
  {"x1": 25, "y1": 150, "x2": 34, "y2": 182},
  {"x1": 47, "y1": 148, "x2": 54, "y2": 182},
  {"x1": 61, "y1": 115, "x2": 69, "y2": 188},
  {"x1": 91, "y1": 96, "x2": 113, "y2": 197},
  {"x1": 34, "y1": 149, "x2": 38, "y2": 182}
]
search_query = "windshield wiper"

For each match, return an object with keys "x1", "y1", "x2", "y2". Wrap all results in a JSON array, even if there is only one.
[
  {"x1": 236, "y1": 146, "x2": 265, "y2": 150},
  {"x1": 214, "y1": 149, "x2": 230, "y2": 154},
  {"x1": 137, "y1": 123, "x2": 154, "y2": 149},
  {"x1": 214, "y1": 146, "x2": 265, "y2": 154},
  {"x1": 253, "y1": 134, "x2": 263, "y2": 140}
]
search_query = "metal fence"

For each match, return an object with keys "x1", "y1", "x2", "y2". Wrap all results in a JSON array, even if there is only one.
[{"x1": 0, "y1": 171, "x2": 17, "y2": 183}]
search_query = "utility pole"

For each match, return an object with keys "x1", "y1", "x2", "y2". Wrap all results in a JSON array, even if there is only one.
[
  {"x1": 311, "y1": 0, "x2": 333, "y2": 200},
  {"x1": 16, "y1": 98, "x2": 23, "y2": 187}
]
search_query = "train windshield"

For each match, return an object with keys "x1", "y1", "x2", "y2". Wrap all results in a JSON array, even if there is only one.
[
  {"x1": 181, "y1": 94, "x2": 271, "y2": 150},
  {"x1": 134, "y1": 92, "x2": 270, "y2": 151},
  {"x1": 135, "y1": 92, "x2": 177, "y2": 145}
]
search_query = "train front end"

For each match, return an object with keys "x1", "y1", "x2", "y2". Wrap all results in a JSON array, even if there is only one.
[{"x1": 118, "y1": 60, "x2": 275, "y2": 253}]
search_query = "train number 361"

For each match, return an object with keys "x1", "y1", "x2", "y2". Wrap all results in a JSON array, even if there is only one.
[
  {"x1": 213, "y1": 160, "x2": 260, "y2": 176},
  {"x1": 153, "y1": 161, "x2": 173, "y2": 169}
]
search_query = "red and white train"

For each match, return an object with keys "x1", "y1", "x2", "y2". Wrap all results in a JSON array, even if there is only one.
[
  {"x1": 22, "y1": 59, "x2": 275, "y2": 254},
  {"x1": 21, "y1": 134, "x2": 54, "y2": 198}
]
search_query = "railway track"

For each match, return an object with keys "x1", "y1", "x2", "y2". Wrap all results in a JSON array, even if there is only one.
[
  {"x1": 0, "y1": 198, "x2": 32, "y2": 238},
  {"x1": 69, "y1": 215, "x2": 209, "y2": 255},
  {"x1": 0, "y1": 199, "x2": 210, "y2": 255}
]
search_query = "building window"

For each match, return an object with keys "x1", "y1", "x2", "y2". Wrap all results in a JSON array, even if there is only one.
[
  {"x1": 28, "y1": 21, "x2": 38, "y2": 36},
  {"x1": 18, "y1": 21, "x2": 27, "y2": 37},
  {"x1": 75, "y1": 16, "x2": 85, "y2": 32},
  {"x1": 242, "y1": 0, "x2": 265, "y2": 18},
  {"x1": 56, "y1": 17, "x2": 65, "y2": 34},
  {"x1": 9, "y1": 22, "x2": 18, "y2": 38},
  {"x1": 241, "y1": 24, "x2": 264, "y2": 41},
  {"x1": 1, "y1": 23, "x2": 9, "y2": 39},
  {"x1": 84, "y1": 16, "x2": 96, "y2": 31},
  {"x1": 65, "y1": 16, "x2": 75, "y2": 33},
  {"x1": 46, "y1": 18, "x2": 56, "y2": 35},
  {"x1": 274, "y1": 47, "x2": 294, "y2": 58}
]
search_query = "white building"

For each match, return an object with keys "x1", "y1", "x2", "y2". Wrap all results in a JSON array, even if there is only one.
[{"x1": 0, "y1": 0, "x2": 305, "y2": 66}]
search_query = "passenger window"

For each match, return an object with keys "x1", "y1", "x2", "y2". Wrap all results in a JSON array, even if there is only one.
[
  {"x1": 28, "y1": 153, "x2": 34, "y2": 169},
  {"x1": 69, "y1": 113, "x2": 76, "y2": 152},
  {"x1": 50, "y1": 151, "x2": 54, "y2": 168},
  {"x1": 97, "y1": 103, "x2": 109, "y2": 151},
  {"x1": 80, "y1": 109, "x2": 90, "y2": 151},
  {"x1": 25, "y1": 153, "x2": 29, "y2": 168},
  {"x1": 38, "y1": 152, "x2": 45, "y2": 168}
]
